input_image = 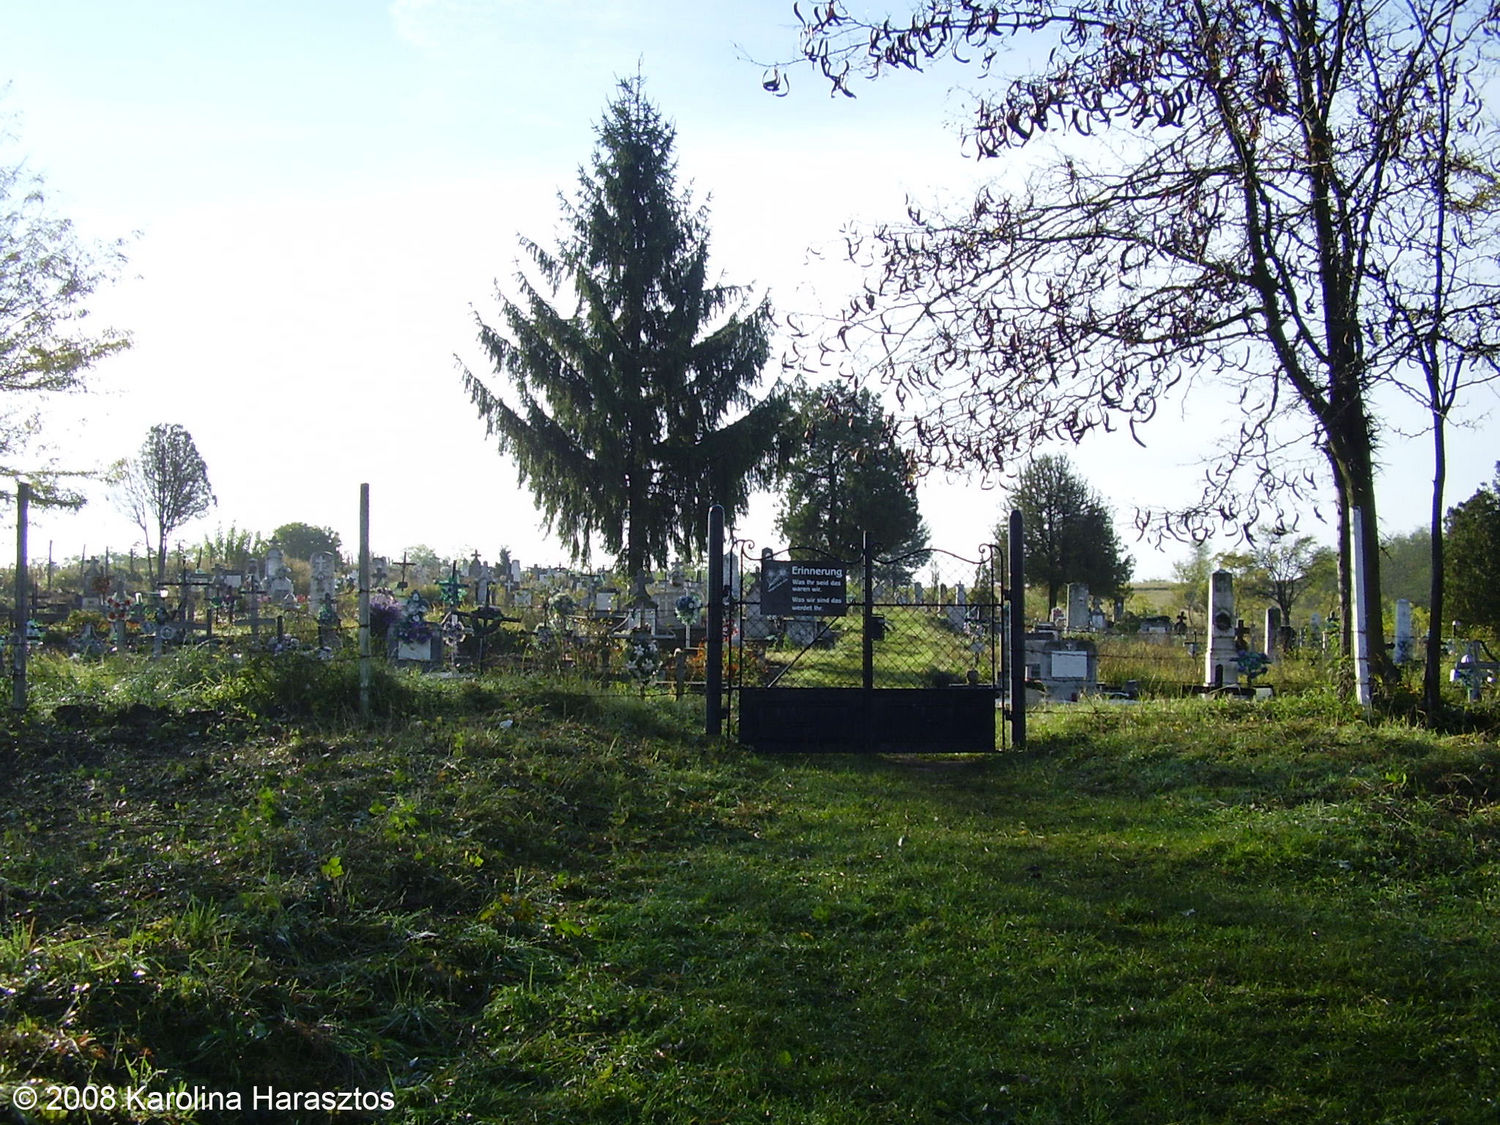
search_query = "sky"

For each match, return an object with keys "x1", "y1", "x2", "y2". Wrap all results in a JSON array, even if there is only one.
[{"x1": 2, "y1": 0, "x2": 1496, "y2": 584}]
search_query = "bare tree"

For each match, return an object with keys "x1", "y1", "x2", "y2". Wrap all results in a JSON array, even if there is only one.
[
  {"x1": 1368, "y1": 10, "x2": 1500, "y2": 711},
  {"x1": 775, "y1": 0, "x2": 1500, "y2": 692},
  {"x1": 1220, "y1": 533, "x2": 1337, "y2": 638},
  {"x1": 113, "y1": 424, "x2": 215, "y2": 585}
]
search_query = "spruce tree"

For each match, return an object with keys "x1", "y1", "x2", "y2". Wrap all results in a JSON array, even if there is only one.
[{"x1": 461, "y1": 79, "x2": 788, "y2": 575}]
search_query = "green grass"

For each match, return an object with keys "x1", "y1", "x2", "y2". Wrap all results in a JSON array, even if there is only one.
[{"x1": 2, "y1": 653, "x2": 1499, "y2": 1122}]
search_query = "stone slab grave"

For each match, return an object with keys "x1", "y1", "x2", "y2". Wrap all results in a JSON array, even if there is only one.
[{"x1": 1023, "y1": 634, "x2": 1098, "y2": 701}]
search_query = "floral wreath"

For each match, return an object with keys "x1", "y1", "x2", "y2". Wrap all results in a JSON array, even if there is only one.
[
  {"x1": 625, "y1": 631, "x2": 662, "y2": 683},
  {"x1": 441, "y1": 613, "x2": 468, "y2": 648},
  {"x1": 396, "y1": 590, "x2": 433, "y2": 644},
  {"x1": 675, "y1": 591, "x2": 703, "y2": 625},
  {"x1": 397, "y1": 616, "x2": 433, "y2": 644}
]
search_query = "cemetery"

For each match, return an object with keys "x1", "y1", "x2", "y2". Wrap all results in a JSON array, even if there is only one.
[
  {"x1": 3, "y1": 496, "x2": 1498, "y2": 1124},
  {"x1": 5, "y1": 4, "x2": 1500, "y2": 1116},
  {"x1": 6, "y1": 500, "x2": 1496, "y2": 735},
  {"x1": 4, "y1": 543, "x2": 1500, "y2": 1124},
  {"x1": 4, "y1": 542, "x2": 724, "y2": 690}
]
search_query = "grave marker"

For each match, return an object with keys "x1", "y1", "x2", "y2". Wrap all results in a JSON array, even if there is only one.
[
  {"x1": 309, "y1": 551, "x2": 338, "y2": 612},
  {"x1": 1205, "y1": 570, "x2": 1239, "y2": 687},
  {"x1": 1394, "y1": 599, "x2": 1414, "y2": 664},
  {"x1": 1066, "y1": 582, "x2": 1090, "y2": 632}
]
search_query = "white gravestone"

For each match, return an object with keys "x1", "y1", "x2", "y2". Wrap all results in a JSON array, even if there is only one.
[
  {"x1": 264, "y1": 547, "x2": 295, "y2": 604},
  {"x1": 1205, "y1": 570, "x2": 1239, "y2": 687},
  {"x1": 1394, "y1": 599, "x2": 1414, "y2": 664}
]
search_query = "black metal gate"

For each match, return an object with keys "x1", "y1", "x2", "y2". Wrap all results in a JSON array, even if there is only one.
[{"x1": 713, "y1": 522, "x2": 1025, "y2": 753}]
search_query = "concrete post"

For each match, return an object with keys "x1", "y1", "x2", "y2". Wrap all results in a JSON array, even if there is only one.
[{"x1": 1351, "y1": 507, "x2": 1373, "y2": 713}]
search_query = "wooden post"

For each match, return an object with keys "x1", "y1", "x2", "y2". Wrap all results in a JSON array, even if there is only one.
[
  {"x1": 359, "y1": 484, "x2": 371, "y2": 722},
  {"x1": 13, "y1": 481, "x2": 29, "y2": 713}
]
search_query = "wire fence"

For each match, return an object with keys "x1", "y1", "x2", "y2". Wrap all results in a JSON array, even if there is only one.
[
  {"x1": 9, "y1": 598, "x2": 715, "y2": 701},
  {"x1": 730, "y1": 544, "x2": 1004, "y2": 692}
]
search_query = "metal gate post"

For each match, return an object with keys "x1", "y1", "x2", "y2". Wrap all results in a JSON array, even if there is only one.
[
  {"x1": 862, "y1": 531, "x2": 875, "y2": 692},
  {"x1": 1008, "y1": 510, "x2": 1026, "y2": 750},
  {"x1": 706, "y1": 504, "x2": 725, "y2": 737}
]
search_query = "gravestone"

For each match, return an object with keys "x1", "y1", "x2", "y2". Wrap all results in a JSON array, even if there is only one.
[
  {"x1": 264, "y1": 547, "x2": 294, "y2": 605},
  {"x1": 1066, "y1": 583, "x2": 1090, "y2": 632},
  {"x1": 468, "y1": 555, "x2": 494, "y2": 606},
  {"x1": 391, "y1": 590, "x2": 442, "y2": 666},
  {"x1": 946, "y1": 584, "x2": 969, "y2": 632},
  {"x1": 740, "y1": 593, "x2": 775, "y2": 640},
  {"x1": 1264, "y1": 606, "x2": 1282, "y2": 663},
  {"x1": 1205, "y1": 570, "x2": 1239, "y2": 687},
  {"x1": 81, "y1": 559, "x2": 105, "y2": 612},
  {"x1": 309, "y1": 552, "x2": 337, "y2": 612},
  {"x1": 1023, "y1": 634, "x2": 1098, "y2": 701},
  {"x1": 785, "y1": 618, "x2": 821, "y2": 647},
  {"x1": 1394, "y1": 599, "x2": 1414, "y2": 664}
]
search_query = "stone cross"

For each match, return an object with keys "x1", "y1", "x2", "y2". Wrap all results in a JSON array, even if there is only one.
[{"x1": 309, "y1": 552, "x2": 338, "y2": 612}]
